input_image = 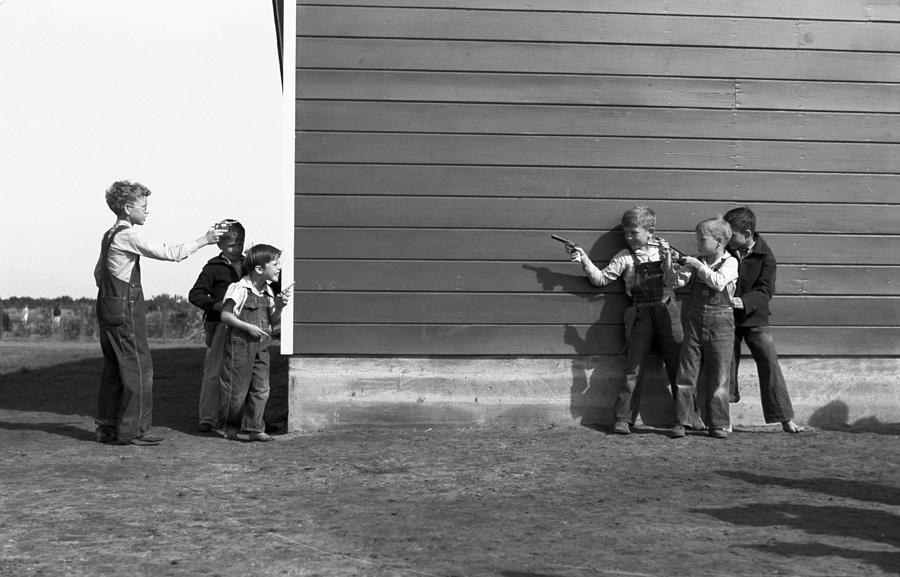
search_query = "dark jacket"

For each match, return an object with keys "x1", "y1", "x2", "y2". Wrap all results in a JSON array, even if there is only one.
[
  {"x1": 188, "y1": 255, "x2": 243, "y2": 323},
  {"x1": 729, "y1": 233, "x2": 776, "y2": 327}
]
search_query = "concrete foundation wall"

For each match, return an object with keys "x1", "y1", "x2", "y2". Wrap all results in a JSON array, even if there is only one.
[{"x1": 288, "y1": 357, "x2": 900, "y2": 433}]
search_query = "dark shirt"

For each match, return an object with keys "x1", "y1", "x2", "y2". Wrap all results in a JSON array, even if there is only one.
[
  {"x1": 728, "y1": 233, "x2": 776, "y2": 327},
  {"x1": 188, "y1": 254, "x2": 243, "y2": 323}
]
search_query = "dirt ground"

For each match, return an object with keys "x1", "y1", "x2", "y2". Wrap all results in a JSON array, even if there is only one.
[{"x1": 0, "y1": 341, "x2": 898, "y2": 577}]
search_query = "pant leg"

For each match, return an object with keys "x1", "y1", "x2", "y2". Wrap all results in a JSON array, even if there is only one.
[
  {"x1": 241, "y1": 342, "x2": 271, "y2": 433},
  {"x1": 699, "y1": 310, "x2": 734, "y2": 430},
  {"x1": 655, "y1": 298, "x2": 684, "y2": 401},
  {"x1": 96, "y1": 327, "x2": 123, "y2": 429},
  {"x1": 615, "y1": 308, "x2": 654, "y2": 424},
  {"x1": 729, "y1": 329, "x2": 743, "y2": 403},
  {"x1": 198, "y1": 321, "x2": 227, "y2": 427},
  {"x1": 674, "y1": 315, "x2": 702, "y2": 426},
  {"x1": 98, "y1": 318, "x2": 153, "y2": 441},
  {"x1": 219, "y1": 332, "x2": 254, "y2": 429},
  {"x1": 743, "y1": 326, "x2": 795, "y2": 423}
]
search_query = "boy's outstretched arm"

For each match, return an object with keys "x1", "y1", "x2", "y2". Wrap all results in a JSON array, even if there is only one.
[{"x1": 569, "y1": 247, "x2": 624, "y2": 287}]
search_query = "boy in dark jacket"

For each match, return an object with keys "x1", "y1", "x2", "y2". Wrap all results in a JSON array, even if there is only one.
[
  {"x1": 188, "y1": 221, "x2": 245, "y2": 432},
  {"x1": 723, "y1": 207, "x2": 802, "y2": 433}
]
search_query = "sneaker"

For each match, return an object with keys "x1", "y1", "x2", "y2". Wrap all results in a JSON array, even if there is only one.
[
  {"x1": 95, "y1": 425, "x2": 117, "y2": 444},
  {"x1": 670, "y1": 425, "x2": 686, "y2": 439},
  {"x1": 613, "y1": 421, "x2": 631, "y2": 435},
  {"x1": 708, "y1": 428, "x2": 728, "y2": 439}
]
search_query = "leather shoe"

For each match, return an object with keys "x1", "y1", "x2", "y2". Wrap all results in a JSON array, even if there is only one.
[
  {"x1": 119, "y1": 433, "x2": 165, "y2": 446},
  {"x1": 708, "y1": 428, "x2": 728, "y2": 439},
  {"x1": 95, "y1": 426, "x2": 117, "y2": 444},
  {"x1": 670, "y1": 425, "x2": 686, "y2": 439},
  {"x1": 612, "y1": 421, "x2": 631, "y2": 435}
]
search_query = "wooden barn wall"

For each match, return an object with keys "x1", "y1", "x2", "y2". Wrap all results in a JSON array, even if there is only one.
[{"x1": 292, "y1": 0, "x2": 900, "y2": 357}]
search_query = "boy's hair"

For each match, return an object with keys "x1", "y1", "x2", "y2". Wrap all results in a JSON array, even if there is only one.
[
  {"x1": 220, "y1": 220, "x2": 246, "y2": 240},
  {"x1": 243, "y1": 244, "x2": 281, "y2": 276},
  {"x1": 105, "y1": 180, "x2": 151, "y2": 214},
  {"x1": 696, "y1": 216, "x2": 732, "y2": 244},
  {"x1": 621, "y1": 206, "x2": 656, "y2": 229},
  {"x1": 723, "y1": 206, "x2": 756, "y2": 234}
]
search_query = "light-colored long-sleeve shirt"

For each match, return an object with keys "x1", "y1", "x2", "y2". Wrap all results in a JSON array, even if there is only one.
[
  {"x1": 94, "y1": 220, "x2": 207, "y2": 285},
  {"x1": 669, "y1": 253, "x2": 739, "y2": 298},
  {"x1": 581, "y1": 245, "x2": 674, "y2": 297}
]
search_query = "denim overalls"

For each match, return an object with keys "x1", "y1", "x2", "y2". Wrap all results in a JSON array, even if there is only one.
[
  {"x1": 95, "y1": 224, "x2": 154, "y2": 442},
  {"x1": 616, "y1": 255, "x2": 683, "y2": 424},
  {"x1": 674, "y1": 257, "x2": 735, "y2": 430},
  {"x1": 218, "y1": 288, "x2": 272, "y2": 433}
]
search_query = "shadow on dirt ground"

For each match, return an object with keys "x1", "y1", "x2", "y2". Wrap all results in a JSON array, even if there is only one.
[
  {"x1": 0, "y1": 342, "x2": 899, "y2": 577},
  {"x1": 0, "y1": 343, "x2": 288, "y2": 438}
]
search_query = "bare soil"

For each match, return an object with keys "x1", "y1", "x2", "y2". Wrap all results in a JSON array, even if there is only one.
[{"x1": 0, "y1": 341, "x2": 898, "y2": 577}]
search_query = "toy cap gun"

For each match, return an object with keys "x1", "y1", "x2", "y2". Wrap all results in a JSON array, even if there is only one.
[
  {"x1": 550, "y1": 234, "x2": 580, "y2": 253},
  {"x1": 649, "y1": 238, "x2": 688, "y2": 265}
]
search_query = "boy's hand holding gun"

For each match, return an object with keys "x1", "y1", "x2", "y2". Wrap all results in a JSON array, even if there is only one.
[
  {"x1": 276, "y1": 282, "x2": 294, "y2": 308},
  {"x1": 204, "y1": 219, "x2": 238, "y2": 244},
  {"x1": 649, "y1": 238, "x2": 689, "y2": 266},
  {"x1": 551, "y1": 234, "x2": 589, "y2": 263}
]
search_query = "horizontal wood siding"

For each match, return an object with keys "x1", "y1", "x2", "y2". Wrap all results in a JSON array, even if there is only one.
[{"x1": 294, "y1": 1, "x2": 900, "y2": 356}]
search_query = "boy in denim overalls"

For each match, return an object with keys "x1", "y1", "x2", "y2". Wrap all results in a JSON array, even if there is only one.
[
  {"x1": 216, "y1": 244, "x2": 289, "y2": 442},
  {"x1": 668, "y1": 217, "x2": 739, "y2": 439},
  {"x1": 94, "y1": 180, "x2": 224, "y2": 445},
  {"x1": 569, "y1": 207, "x2": 682, "y2": 435}
]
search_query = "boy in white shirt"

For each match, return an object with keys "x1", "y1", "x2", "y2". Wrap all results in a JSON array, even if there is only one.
[
  {"x1": 667, "y1": 217, "x2": 739, "y2": 439},
  {"x1": 216, "y1": 244, "x2": 289, "y2": 441},
  {"x1": 94, "y1": 180, "x2": 224, "y2": 445}
]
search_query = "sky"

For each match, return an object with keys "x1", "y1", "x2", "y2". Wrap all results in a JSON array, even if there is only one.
[{"x1": 0, "y1": 1, "x2": 286, "y2": 300}]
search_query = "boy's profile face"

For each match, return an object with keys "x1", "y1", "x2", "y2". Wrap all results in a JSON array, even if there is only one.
[
  {"x1": 218, "y1": 234, "x2": 245, "y2": 262},
  {"x1": 125, "y1": 197, "x2": 150, "y2": 226},
  {"x1": 728, "y1": 230, "x2": 753, "y2": 251},
  {"x1": 258, "y1": 258, "x2": 281, "y2": 284},
  {"x1": 623, "y1": 224, "x2": 653, "y2": 250}
]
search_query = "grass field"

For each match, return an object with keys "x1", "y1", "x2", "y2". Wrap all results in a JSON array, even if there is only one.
[{"x1": 0, "y1": 340, "x2": 898, "y2": 576}]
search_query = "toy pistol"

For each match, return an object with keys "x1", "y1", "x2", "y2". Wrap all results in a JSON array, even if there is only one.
[
  {"x1": 216, "y1": 219, "x2": 238, "y2": 230},
  {"x1": 550, "y1": 234, "x2": 579, "y2": 252},
  {"x1": 649, "y1": 239, "x2": 688, "y2": 265}
]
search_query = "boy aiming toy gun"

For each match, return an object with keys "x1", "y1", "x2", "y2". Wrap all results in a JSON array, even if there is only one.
[{"x1": 550, "y1": 234, "x2": 579, "y2": 253}]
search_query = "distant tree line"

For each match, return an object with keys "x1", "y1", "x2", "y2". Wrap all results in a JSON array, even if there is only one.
[{"x1": 1, "y1": 294, "x2": 204, "y2": 342}]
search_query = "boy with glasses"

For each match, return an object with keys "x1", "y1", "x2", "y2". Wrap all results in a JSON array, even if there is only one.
[{"x1": 93, "y1": 180, "x2": 226, "y2": 445}]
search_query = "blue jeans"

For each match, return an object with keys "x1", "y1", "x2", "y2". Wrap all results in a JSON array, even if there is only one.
[
  {"x1": 730, "y1": 325, "x2": 795, "y2": 423},
  {"x1": 219, "y1": 330, "x2": 271, "y2": 433},
  {"x1": 97, "y1": 313, "x2": 153, "y2": 442},
  {"x1": 198, "y1": 321, "x2": 227, "y2": 427},
  {"x1": 616, "y1": 299, "x2": 682, "y2": 424},
  {"x1": 675, "y1": 308, "x2": 734, "y2": 430}
]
